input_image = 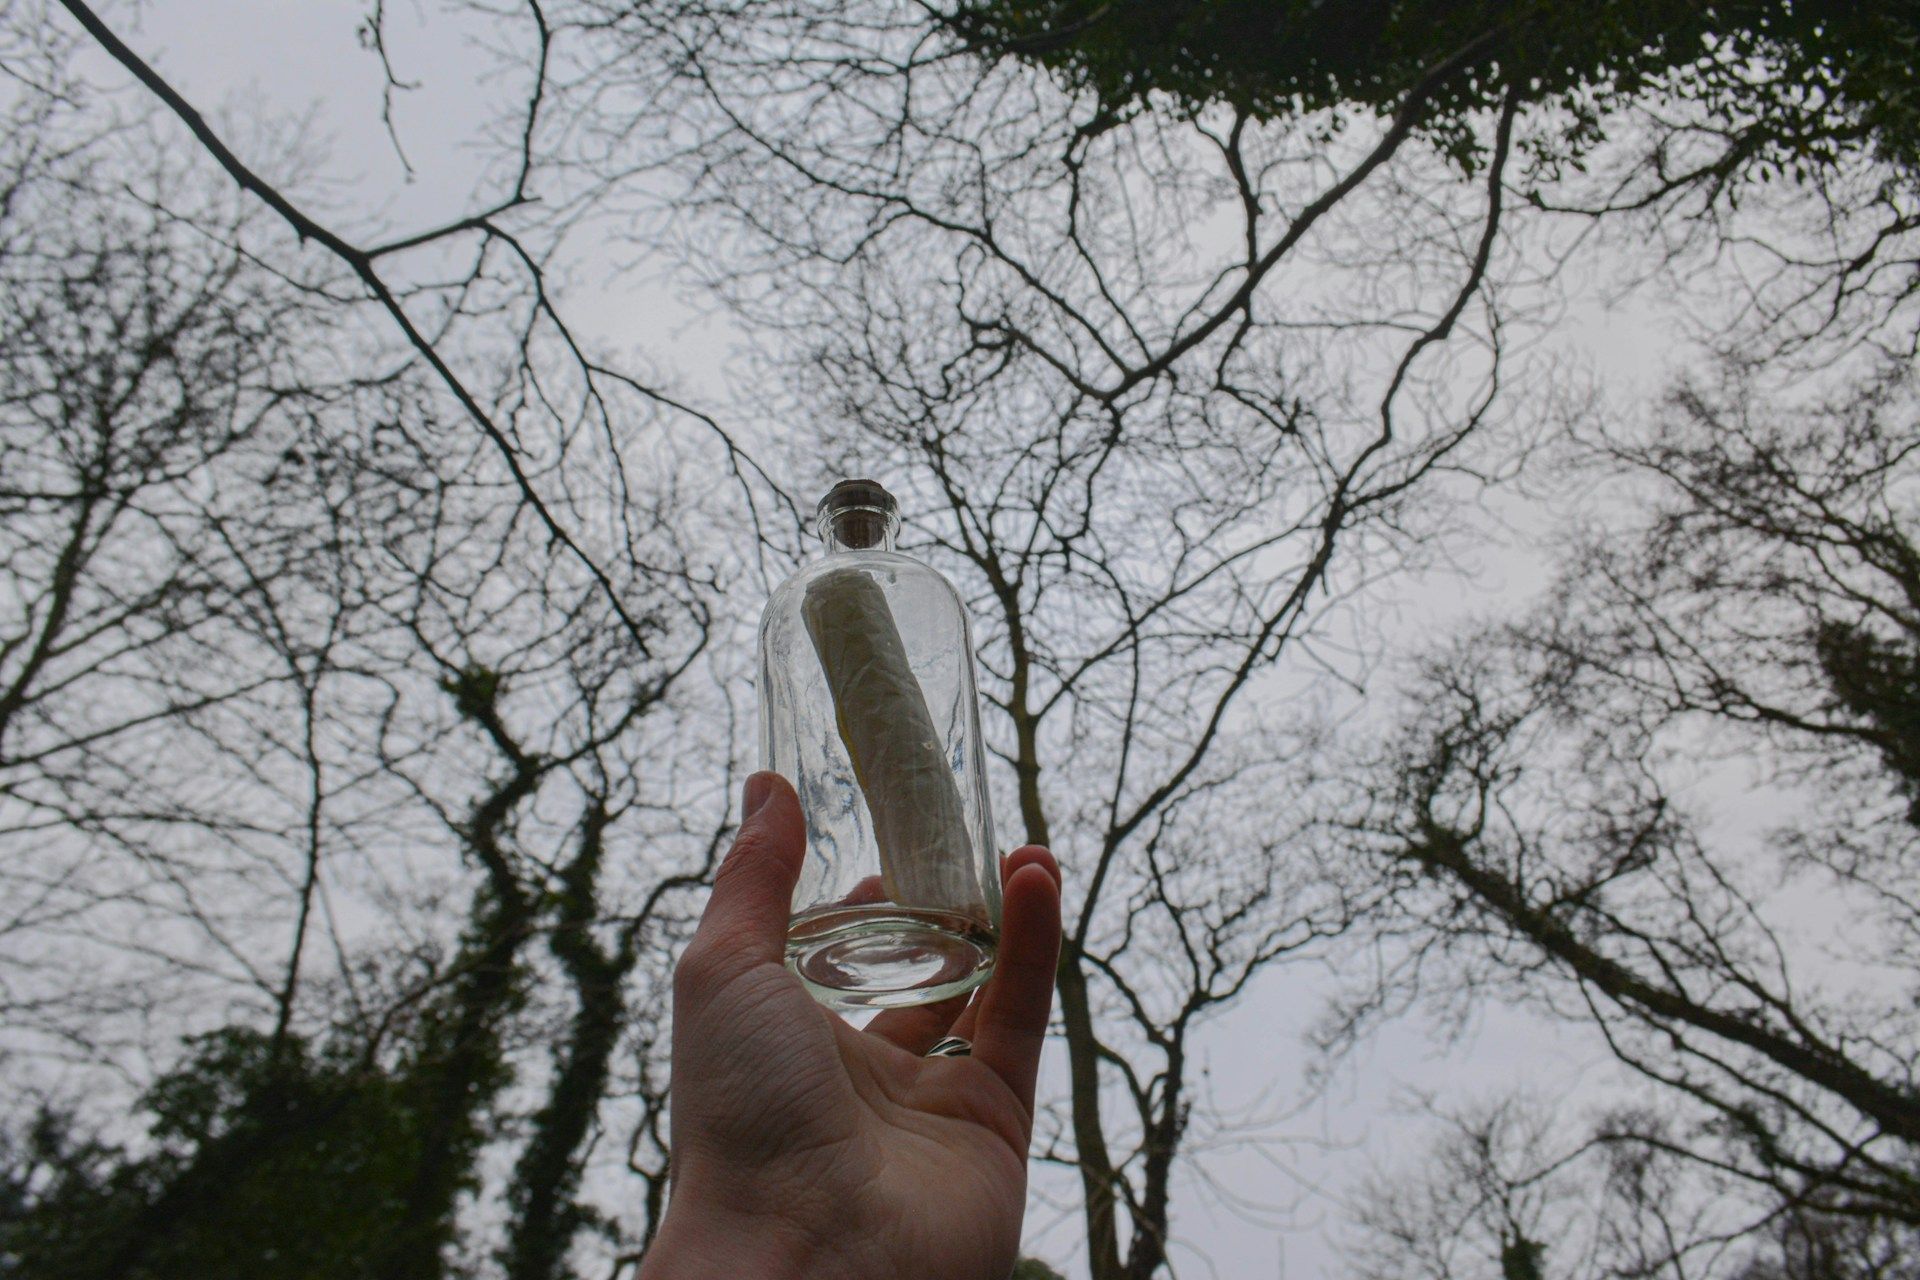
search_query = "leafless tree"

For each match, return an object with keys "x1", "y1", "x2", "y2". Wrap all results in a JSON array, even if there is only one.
[
  {"x1": 1330, "y1": 354, "x2": 1920, "y2": 1277},
  {"x1": 0, "y1": 37, "x2": 393, "y2": 1069},
  {"x1": 1346, "y1": 1095, "x2": 1593, "y2": 1280},
  {"x1": 23, "y1": 1, "x2": 1920, "y2": 1276},
  {"x1": 538, "y1": 4, "x2": 1554, "y2": 1273},
  {"x1": 4, "y1": 8, "x2": 754, "y2": 1275},
  {"x1": 1522, "y1": 63, "x2": 1920, "y2": 369}
]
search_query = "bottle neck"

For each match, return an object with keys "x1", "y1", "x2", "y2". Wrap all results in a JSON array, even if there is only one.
[{"x1": 822, "y1": 506, "x2": 898, "y2": 554}]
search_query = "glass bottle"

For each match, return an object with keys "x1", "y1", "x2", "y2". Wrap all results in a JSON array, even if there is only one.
[{"x1": 758, "y1": 479, "x2": 1000, "y2": 1010}]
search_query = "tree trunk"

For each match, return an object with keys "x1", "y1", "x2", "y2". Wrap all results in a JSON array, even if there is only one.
[
  {"x1": 1057, "y1": 949, "x2": 1126, "y2": 1280},
  {"x1": 503, "y1": 801, "x2": 636, "y2": 1280},
  {"x1": 378, "y1": 698, "x2": 542, "y2": 1280}
]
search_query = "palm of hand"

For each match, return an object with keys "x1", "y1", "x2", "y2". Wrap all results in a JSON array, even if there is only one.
[{"x1": 673, "y1": 961, "x2": 1033, "y2": 1280}]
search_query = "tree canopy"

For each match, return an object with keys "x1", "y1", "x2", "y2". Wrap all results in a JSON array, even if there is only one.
[
  {"x1": 10, "y1": 0, "x2": 1920, "y2": 1275},
  {"x1": 1335, "y1": 355, "x2": 1920, "y2": 1278},
  {"x1": 1, "y1": 1027, "x2": 456, "y2": 1280},
  {"x1": 948, "y1": 1, "x2": 1920, "y2": 176}
]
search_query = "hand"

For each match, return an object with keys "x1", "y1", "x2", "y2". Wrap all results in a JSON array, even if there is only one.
[{"x1": 639, "y1": 771, "x2": 1063, "y2": 1280}]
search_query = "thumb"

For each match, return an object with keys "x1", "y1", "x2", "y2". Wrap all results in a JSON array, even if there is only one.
[{"x1": 687, "y1": 772, "x2": 806, "y2": 976}]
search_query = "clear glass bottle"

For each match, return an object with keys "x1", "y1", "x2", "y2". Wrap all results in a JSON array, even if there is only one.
[{"x1": 758, "y1": 479, "x2": 999, "y2": 1010}]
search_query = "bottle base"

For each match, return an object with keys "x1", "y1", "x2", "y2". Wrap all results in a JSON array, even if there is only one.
[{"x1": 786, "y1": 906, "x2": 996, "y2": 1010}]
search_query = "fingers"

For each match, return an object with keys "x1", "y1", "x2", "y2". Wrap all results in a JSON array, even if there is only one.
[
  {"x1": 1002, "y1": 845, "x2": 1061, "y2": 892},
  {"x1": 837, "y1": 874, "x2": 887, "y2": 907},
  {"x1": 865, "y1": 992, "x2": 969, "y2": 1056},
  {"x1": 683, "y1": 772, "x2": 805, "y2": 979},
  {"x1": 970, "y1": 853, "x2": 1062, "y2": 1121},
  {"x1": 949, "y1": 847, "x2": 1060, "y2": 1046},
  {"x1": 874, "y1": 847, "x2": 1061, "y2": 1058}
]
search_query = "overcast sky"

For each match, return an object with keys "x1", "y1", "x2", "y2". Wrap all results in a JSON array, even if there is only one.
[{"x1": 62, "y1": 4, "x2": 1701, "y2": 1275}]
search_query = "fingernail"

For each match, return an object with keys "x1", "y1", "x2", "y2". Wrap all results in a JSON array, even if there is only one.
[{"x1": 743, "y1": 772, "x2": 773, "y2": 821}]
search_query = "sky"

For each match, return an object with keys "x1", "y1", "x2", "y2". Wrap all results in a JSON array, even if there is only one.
[{"x1": 60, "y1": 3, "x2": 1699, "y2": 1276}]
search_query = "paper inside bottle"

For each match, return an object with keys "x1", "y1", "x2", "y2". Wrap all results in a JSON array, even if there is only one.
[{"x1": 801, "y1": 567, "x2": 982, "y2": 916}]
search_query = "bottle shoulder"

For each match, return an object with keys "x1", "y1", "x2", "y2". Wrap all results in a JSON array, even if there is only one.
[
  {"x1": 760, "y1": 552, "x2": 967, "y2": 637},
  {"x1": 765, "y1": 551, "x2": 963, "y2": 612}
]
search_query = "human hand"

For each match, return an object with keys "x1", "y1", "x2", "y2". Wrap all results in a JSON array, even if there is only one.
[{"x1": 638, "y1": 771, "x2": 1062, "y2": 1280}]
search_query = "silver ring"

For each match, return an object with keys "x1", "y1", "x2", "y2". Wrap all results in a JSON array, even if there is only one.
[{"x1": 926, "y1": 1035, "x2": 972, "y2": 1058}]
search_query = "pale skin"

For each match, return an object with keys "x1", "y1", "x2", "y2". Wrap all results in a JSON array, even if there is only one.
[{"x1": 638, "y1": 771, "x2": 1064, "y2": 1280}]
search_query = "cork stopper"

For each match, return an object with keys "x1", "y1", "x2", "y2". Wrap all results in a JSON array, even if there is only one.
[{"x1": 817, "y1": 478, "x2": 900, "y2": 552}]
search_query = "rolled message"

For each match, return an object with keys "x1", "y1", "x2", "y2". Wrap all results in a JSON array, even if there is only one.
[{"x1": 801, "y1": 567, "x2": 981, "y2": 913}]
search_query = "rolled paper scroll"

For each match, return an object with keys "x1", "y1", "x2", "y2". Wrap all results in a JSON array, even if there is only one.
[{"x1": 802, "y1": 567, "x2": 981, "y2": 914}]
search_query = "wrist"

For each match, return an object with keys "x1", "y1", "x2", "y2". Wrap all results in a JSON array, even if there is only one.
[{"x1": 635, "y1": 1180, "x2": 845, "y2": 1280}]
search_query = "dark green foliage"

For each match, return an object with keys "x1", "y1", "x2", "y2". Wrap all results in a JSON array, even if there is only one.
[
  {"x1": 500, "y1": 802, "x2": 627, "y2": 1280},
  {"x1": 375, "y1": 876, "x2": 529, "y2": 1280},
  {"x1": 947, "y1": 1, "x2": 1920, "y2": 176},
  {"x1": 0, "y1": 1025, "x2": 470, "y2": 1280},
  {"x1": 1501, "y1": 1232, "x2": 1546, "y2": 1280},
  {"x1": 1816, "y1": 620, "x2": 1920, "y2": 824},
  {"x1": 441, "y1": 665, "x2": 506, "y2": 723},
  {"x1": 0, "y1": 1112, "x2": 136, "y2": 1278}
]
